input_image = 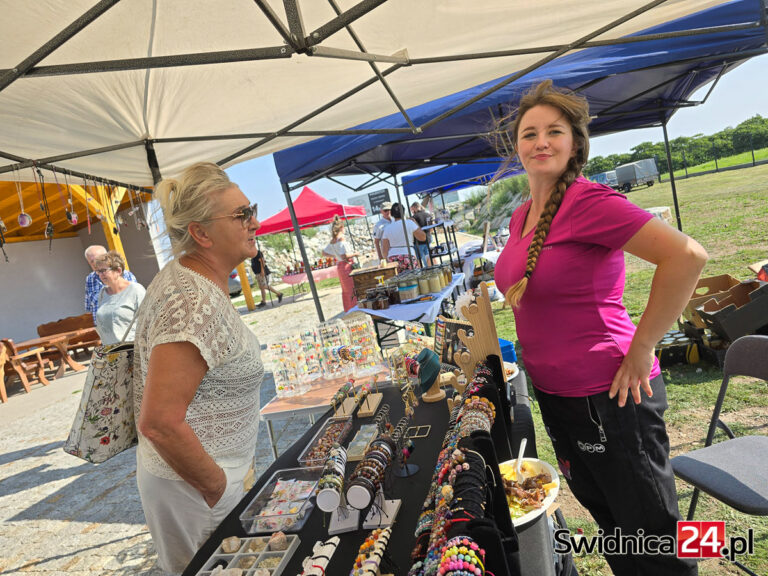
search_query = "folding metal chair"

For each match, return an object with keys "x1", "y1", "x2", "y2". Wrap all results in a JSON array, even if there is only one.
[{"x1": 671, "y1": 334, "x2": 768, "y2": 576}]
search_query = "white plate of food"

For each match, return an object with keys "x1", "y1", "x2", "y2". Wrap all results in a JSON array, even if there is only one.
[
  {"x1": 498, "y1": 457, "x2": 559, "y2": 527},
  {"x1": 503, "y1": 361, "x2": 519, "y2": 381}
]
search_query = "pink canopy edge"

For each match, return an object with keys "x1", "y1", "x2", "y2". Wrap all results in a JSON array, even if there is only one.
[{"x1": 254, "y1": 186, "x2": 367, "y2": 236}]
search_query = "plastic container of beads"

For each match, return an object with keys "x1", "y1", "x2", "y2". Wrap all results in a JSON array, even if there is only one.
[
  {"x1": 343, "y1": 313, "x2": 383, "y2": 377},
  {"x1": 267, "y1": 340, "x2": 310, "y2": 399},
  {"x1": 293, "y1": 329, "x2": 325, "y2": 385},
  {"x1": 196, "y1": 534, "x2": 300, "y2": 575},
  {"x1": 297, "y1": 418, "x2": 353, "y2": 467},
  {"x1": 318, "y1": 319, "x2": 353, "y2": 378},
  {"x1": 239, "y1": 467, "x2": 322, "y2": 535}
]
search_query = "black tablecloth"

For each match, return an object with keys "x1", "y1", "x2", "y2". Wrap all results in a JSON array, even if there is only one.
[{"x1": 183, "y1": 384, "x2": 452, "y2": 576}]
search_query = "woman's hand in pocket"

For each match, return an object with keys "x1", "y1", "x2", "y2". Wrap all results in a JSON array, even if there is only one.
[{"x1": 202, "y1": 468, "x2": 228, "y2": 509}]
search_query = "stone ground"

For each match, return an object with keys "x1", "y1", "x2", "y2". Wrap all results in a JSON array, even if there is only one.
[
  {"x1": 1, "y1": 234, "x2": 484, "y2": 575},
  {"x1": 0, "y1": 286, "x2": 346, "y2": 576}
]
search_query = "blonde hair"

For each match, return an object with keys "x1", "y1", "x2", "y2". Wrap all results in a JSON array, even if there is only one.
[
  {"x1": 495, "y1": 80, "x2": 590, "y2": 307},
  {"x1": 331, "y1": 215, "x2": 344, "y2": 239},
  {"x1": 154, "y1": 162, "x2": 235, "y2": 258},
  {"x1": 94, "y1": 250, "x2": 125, "y2": 273}
]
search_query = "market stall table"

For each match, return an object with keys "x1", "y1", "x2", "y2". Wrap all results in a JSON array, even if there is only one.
[
  {"x1": 346, "y1": 272, "x2": 464, "y2": 344},
  {"x1": 185, "y1": 383, "x2": 449, "y2": 576},
  {"x1": 281, "y1": 266, "x2": 339, "y2": 286},
  {"x1": 260, "y1": 366, "x2": 388, "y2": 460},
  {"x1": 184, "y1": 370, "x2": 556, "y2": 576}
]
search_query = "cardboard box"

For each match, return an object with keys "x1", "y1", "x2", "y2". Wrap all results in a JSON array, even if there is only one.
[
  {"x1": 697, "y1": 281, "x2": 768, "y2": 342},
  {"x1": 683, "y1": 274, "x2": 741, "y2": 328}
]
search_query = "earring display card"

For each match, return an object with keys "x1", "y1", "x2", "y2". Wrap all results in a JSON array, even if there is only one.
[
  {"x1": 196, "y1": 534, "x2": 300, "y2": 576},
  {"x1": 434, "y1": 315, "x2": 474, "y2": 367},
  {"x1": 346, "y1": 424, "x2": 379, "y2": 461}
]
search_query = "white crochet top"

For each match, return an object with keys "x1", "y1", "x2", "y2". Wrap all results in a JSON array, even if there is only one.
[{"x1": 133, "y1": 259, "x2": 263, "y2": 480}]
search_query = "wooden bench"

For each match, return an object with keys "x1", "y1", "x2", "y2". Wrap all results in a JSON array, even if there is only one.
[
  {"x1": 1, "y1": 340, "x2": 52, "y2": 403},
  {"x1": 37, "y1": 313, "x2": 101, "y2": 357}
]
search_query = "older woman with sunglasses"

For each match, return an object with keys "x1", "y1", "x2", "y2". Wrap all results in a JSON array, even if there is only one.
[
  {"x1": 132, "y1": 163, "x2": 263, "y2": 574},
  {"x1": 92, "y1": 251, "x2": 146, "y2": 345}
]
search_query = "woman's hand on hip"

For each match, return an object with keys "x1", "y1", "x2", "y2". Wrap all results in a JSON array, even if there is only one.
[{"x1": 609, "y1": 344, "x2": 654, "y2": 407}]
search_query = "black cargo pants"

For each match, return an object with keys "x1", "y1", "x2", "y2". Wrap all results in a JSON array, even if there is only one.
[{"x1": 535, "y1": 375, "x2": 697, "y2": 576}]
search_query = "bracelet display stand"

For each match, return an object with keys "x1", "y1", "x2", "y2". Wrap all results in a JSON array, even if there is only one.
[
  {"x1": 328, "y1": 495, "x2": 361, "y2": 536},
  {"x1": 356, "y1": 392, "x2": 383, "y2": 418},
  {"x1": 334, "y1": 396, "x2": 358, "y2": 418},
  {"x1": 362, "y1": 490, "x2": 401, "y2": 529}
]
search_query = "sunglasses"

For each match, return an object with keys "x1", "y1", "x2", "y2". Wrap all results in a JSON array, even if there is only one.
[{"x1": 202, "y1": 203, "x2": 258, "y2": 228}]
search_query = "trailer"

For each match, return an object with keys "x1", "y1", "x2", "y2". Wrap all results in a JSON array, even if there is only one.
[
  {"x1": 615, "y1": 158, "x2": 659, "y2": 193},
  {"x1": 589, "y1": 170, "x2": 618, "y2": 188}
]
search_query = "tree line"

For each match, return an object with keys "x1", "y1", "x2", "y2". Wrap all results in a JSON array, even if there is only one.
[{"x1": 584, "y1": 114, "x2": 768, "y2": 176}]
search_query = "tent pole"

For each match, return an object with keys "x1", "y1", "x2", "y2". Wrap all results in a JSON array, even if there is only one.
[
  {"x1": 661, "y1": 121, "x2": 683, "y2": 232},
  {"x1": 364, "y1": 213, "x2": 372, "y2": 246},
  {"x1": 394, "y1": 175, "x2": 419, "y2": 268},
  {"x1": 344, "y1": 217, "x2": 358, "y2": 252},
  {"x1": 283, "y1": 182, "x2": 325, "y2": 322}
]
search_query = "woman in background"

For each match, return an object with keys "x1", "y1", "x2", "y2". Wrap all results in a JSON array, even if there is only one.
[
  {"x1": 133, "y1": 162, "x2": 264, "y2": 574},
  {"x1": 381, "y1": 202, "x2": 426, "y2": 272},
  {"x1": 494, "y1": 80, "x2": 706, "y2": 575},
  {"x1": 323, "y1": 215, "x2": 359, "y2": 312},
  {"x1": 93, "y1": 251, "x2": 145, "y2": 345}
]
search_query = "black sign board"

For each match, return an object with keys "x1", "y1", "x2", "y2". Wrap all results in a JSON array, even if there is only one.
[{"x1": 367, "y1": 189, "x2": 391, "y2": 214}]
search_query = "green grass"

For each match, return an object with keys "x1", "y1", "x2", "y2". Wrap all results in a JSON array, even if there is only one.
[
  {"x1": 662, "y1": 147, "x2": 768, "y2": 180},
  {"x1": 492, "y1": 163, "x2": 768, "y2": 575}
]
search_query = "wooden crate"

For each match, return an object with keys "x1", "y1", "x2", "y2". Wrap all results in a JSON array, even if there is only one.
[{"x1": 350, "y1": 263, "x2": 399, "y2": 299}]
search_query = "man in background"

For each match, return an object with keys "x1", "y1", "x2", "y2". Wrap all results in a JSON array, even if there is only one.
[
  {"x1": 372, "y1": 201, "x2": 393, "y2": 260},
  {"x1": 84, "y1": 244, "x2": 136, "y2": 324},
  {"x1": 410, "y1": 200, "x2": 433, "y2": 267},
  {"x1": 250, "y1": 248, "x2": 283, "y2": 308}
]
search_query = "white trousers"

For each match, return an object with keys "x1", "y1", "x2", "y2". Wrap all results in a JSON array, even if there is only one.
[{"x1": 136, "y1": 452, "x2": 248, "y2": 574}]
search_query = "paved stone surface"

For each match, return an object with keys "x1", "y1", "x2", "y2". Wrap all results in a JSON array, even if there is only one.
[{"x1": 0, "y1": 286, "x2": 345, "y2": 575}]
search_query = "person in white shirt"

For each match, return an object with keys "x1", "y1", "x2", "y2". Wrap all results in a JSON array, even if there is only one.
[
  {"x1": 372, "y1": 201, "x2": 392, "y2": 259},
  {"x1": 323, "y1": 215, "x2": 359, "y2": 312},
  {"x1": 133, "y1": 162, "x2": 264, "y2": 574},
  {"x1": 381, "y1": 202, "x2": 426, "y2": 272}
]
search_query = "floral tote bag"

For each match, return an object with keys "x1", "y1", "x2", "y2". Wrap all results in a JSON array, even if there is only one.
[{"x1": 63, "y1": 326, "x2": 137, "y2": 463}]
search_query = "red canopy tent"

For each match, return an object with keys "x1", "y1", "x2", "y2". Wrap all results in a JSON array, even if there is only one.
[{"x1": 255, "y1": 186, "x2": 366, "y2": 236}]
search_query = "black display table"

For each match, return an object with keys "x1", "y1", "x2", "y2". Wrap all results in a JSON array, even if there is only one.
[
  {"x1": 183, "y1": 384, "x2": 450, "y2": 576},
  {"x1": 183, "y1": 372, "x2": 557, "y2": 576}
]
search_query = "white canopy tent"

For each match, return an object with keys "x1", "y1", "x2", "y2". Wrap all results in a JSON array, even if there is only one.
[{"x1": 0, "y1": 0, "x2": 735, "y2": 186}]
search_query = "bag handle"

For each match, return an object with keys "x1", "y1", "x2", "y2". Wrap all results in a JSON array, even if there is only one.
[{"x1": 119, "y1": 308, "x2": 140, "y2": 345}]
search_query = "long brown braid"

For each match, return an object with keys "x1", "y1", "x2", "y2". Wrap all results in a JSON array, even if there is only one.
[
  {"x1": 505, "y1": 158, "x2": 580, "y2": 307},
  {"x1": 498, "y1": 80, "x2": 591, "y2": 307}
]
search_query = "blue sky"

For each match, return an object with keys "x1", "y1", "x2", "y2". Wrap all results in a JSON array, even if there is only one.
[{"x1": 227, "y1": 54, "x2": 768, "y2": 219}]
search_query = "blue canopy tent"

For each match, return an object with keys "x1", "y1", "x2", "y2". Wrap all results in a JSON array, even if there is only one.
[
  {"x1": 401, "y1": 159, "x2": 522, "y2": 198},
  {"x1": 275, "y1": 0, "x2": 767, "y2": 211}
]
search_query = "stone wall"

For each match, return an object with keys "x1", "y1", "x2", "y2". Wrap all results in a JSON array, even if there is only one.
[{"x1": 258, "y1": 219, "x2": 376, "y2": 276}]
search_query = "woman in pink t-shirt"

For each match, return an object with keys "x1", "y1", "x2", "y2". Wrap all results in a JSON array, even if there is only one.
[{"x1": 494, "y1": 80, "x2": 707, "y2": 576}]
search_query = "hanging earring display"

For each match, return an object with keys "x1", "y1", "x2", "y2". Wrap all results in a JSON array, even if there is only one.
[
  {"x1": 63, "y1": 170, "x2": 78, "y2": 225},
  {"x1": 0, "y1": 221, "x2": 9, "y2": 263},
  {"x1": 14, "y1": 166, "x2": 32, "y2": 228},
  {"x1": 33, "y1": 166, "x2": 54, "y2": 247}
]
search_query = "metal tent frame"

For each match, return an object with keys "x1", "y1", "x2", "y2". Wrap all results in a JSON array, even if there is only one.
[{"x1": 1, "y1": 0, "x2": 766, "y2": 321}]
